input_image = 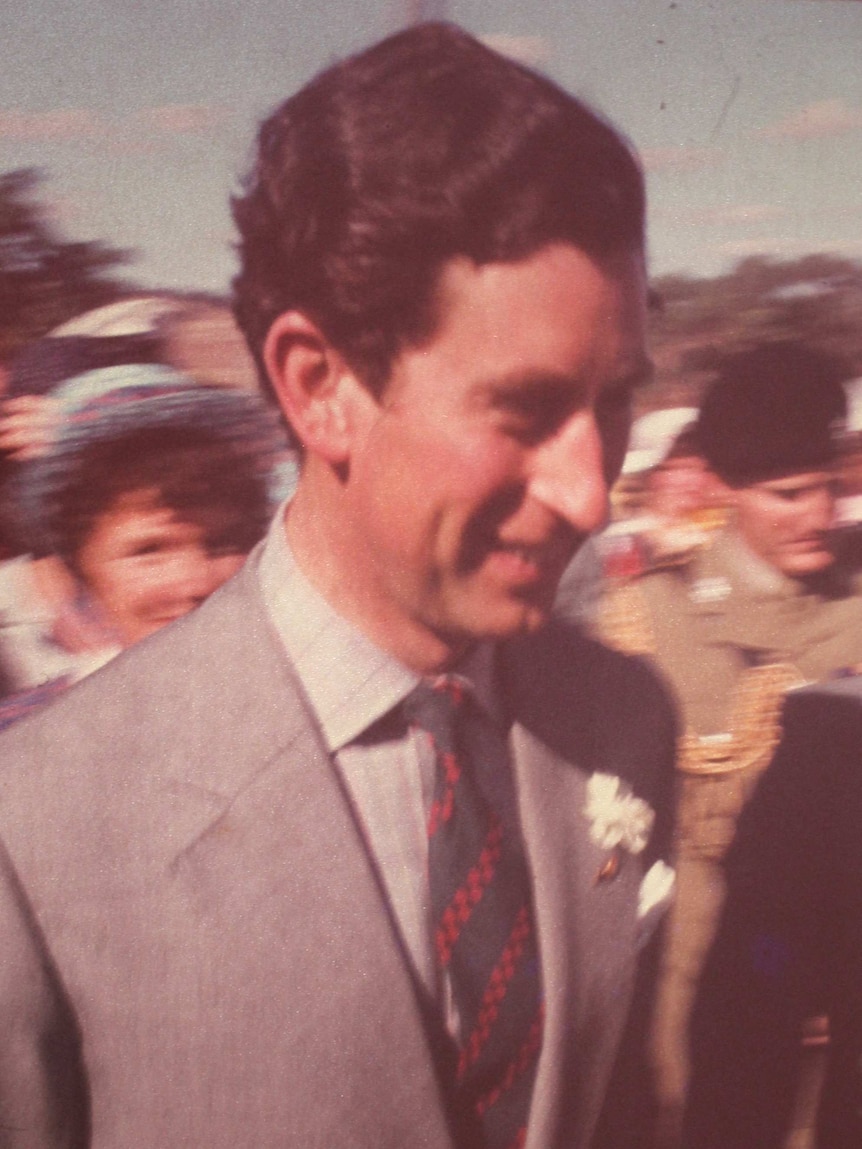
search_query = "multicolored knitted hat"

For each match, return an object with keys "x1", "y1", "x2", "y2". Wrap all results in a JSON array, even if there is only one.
[{"x1": 11, "y1": 364, "x2": 291, "y2": 557}]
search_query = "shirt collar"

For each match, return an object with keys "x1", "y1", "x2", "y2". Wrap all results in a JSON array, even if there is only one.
[{"x1": 259, "y1": 503, "x2": 500, "y2": 751}]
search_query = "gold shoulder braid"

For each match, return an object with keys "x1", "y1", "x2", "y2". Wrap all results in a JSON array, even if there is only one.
[
  {"x1": 596, "y1": 580, "x2": 656, "y2": 657},
  {"x1": 677, "y1": 662, "x2": 807, "y2": 777}
]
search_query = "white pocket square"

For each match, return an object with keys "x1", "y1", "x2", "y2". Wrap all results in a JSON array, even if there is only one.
[{"x1": 636, "y1": 859, "x2": 675, "y2": 949}]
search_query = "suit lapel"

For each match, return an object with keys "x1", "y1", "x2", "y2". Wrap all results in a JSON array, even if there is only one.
[
  {"x1": 511, "y1": 724, "x2": 640, "y2": 1149},
  {"x1": 149, "y1": 558, "x2": 456, "y2": 1146},
  {"x1": 500, "y1": 626, "x2": 644, "y2": 1149},
  {"x1": 145, "y1": 565, "x2": 647, "y2": 1148}
]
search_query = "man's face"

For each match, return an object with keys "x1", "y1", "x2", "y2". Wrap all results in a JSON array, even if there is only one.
[
  {"x1": 732, "y1": 471, "x2": 839, "y2": 577},
  {"x1": 331, "y1": 243, "x2": 648, "y2": 664},
  {"x1": 647, "y1": 455, "x2": 710, "y2": 520}
]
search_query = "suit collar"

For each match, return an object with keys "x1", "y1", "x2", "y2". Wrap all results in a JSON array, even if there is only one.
[{"x1": 156, "y1": 562, "x2": 641, "y2": 1149}]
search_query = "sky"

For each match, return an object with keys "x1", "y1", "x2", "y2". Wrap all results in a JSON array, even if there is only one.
[{"x1": 1, "y1": 0, "x2": 860, "y2": 294}]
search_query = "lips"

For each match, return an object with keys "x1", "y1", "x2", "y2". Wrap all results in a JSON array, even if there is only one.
[
  {"x1": 458, "y1": 489, "x2": 583, "y2": 584},
  {"x1": 787, "y1": 535, "x2": 831, "y2": 553},
  {"x1": 487, "y1": 532, "x2": 580, "y2": 587}
]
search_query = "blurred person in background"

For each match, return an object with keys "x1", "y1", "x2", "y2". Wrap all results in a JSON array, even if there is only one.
[
  {"x1": 0, "y1": 298, "x2": 292, "y2": 699},
  {"x1": 602, "y1": 406, "x2": 720, "y2": 579},
  {"x1": 554, "y1": 407, "x2": 718, "y2": 626},
  {"x1": 684, "y1": 675, "x2": 862, "y2": 1149},
  {"x1": 597, "y1": 341, "x2": 862, "y2": 1146},
  {"x1": 0, "y1": 364, "x2": 284, "y2": 726},
  {"x1": 832, "y1": 375, "x2": 862, "y2": 567},
  {"x1": 0, "y1": 323, "x2": 170, "y2": 695}
]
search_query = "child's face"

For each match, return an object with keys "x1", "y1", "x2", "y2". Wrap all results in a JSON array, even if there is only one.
[{"x1": 75, "y1": 488, "x2": 245, "y2": 646}]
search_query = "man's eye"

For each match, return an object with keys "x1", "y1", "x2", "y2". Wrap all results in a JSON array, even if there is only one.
[
  {"x1": 129, "y1": 541, "x2": 168, "y2": 558},
  {"x1": 499, "y1": 409, "x2": 561, "y2": 445},
  {"x1": 496, "y1": 395, "x2": 574, "y2": 444}
]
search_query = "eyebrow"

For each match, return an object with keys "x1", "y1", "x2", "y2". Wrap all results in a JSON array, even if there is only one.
[
  {"x1": 475, "y1": 360, "x2": 654, "y2": 406},
  {"x1": 759, "y1": 476, "x2": 836, "y2": 492}
]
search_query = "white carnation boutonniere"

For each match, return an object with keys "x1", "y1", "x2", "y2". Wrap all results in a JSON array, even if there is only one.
[
  {"x1": 584, "y1": 772, "x2": 676, "y2": 945},
  {"x1": 584, "y1": 772, "x2": 654, "y2": 855}
]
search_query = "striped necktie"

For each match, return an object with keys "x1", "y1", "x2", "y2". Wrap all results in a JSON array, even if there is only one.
[{"x1": 403, "y1": 676, "x2": 544, "y2": 1149}]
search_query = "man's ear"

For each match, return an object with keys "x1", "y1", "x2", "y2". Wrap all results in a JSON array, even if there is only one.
[{"x1": 263, "y1": 311, "x2": 357, "y2": 464}]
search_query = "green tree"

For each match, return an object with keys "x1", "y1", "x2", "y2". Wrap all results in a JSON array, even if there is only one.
[{"x1": 0, "y1": 168, "x2": 133, "y2": 363}]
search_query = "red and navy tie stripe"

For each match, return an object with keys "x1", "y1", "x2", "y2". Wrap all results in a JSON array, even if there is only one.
[{"x1": 403, "y1": 676, "x2": 543, "y2": 1149}]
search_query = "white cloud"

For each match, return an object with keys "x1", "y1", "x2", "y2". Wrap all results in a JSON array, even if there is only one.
[
  {"x1": 711, "y1": 235, "x2": 862, "y2": 261},
  {"x1": 0, "y1": 104, "x2": 224, "y2": 146},
  {"x1": 641, "y1": 145, "x2": 722, "y2": 173},
  {"x1": 136, "y1": 105, "x2": 224, "y2": 135},
  {"x1": 755, "y1": 98, "x2": 862, "y2": 141},
  {"x1": 0, "y1": 108, "x2": 103, "y2": 141},
  {"x1": 684, "y1": 204, "x2": 786, "y2": 227}
]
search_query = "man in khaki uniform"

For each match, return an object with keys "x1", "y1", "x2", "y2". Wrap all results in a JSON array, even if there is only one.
[{"x1": 599, "y1": 342, "x2": 862, "y2": 1143}]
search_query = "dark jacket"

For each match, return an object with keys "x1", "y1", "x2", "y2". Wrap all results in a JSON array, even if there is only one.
[{"x1": 683, "y1": 679, "x2": 862, "y2": 1149}]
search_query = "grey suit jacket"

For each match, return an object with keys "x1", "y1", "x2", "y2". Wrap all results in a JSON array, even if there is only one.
[{"x1": 0, "y1": 551, "x2": 674, "y2": 1149}]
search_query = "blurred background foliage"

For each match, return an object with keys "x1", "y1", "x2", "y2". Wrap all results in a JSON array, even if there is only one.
[
  {"x1": 0, "y1": 169, "x2": 132, "y2": 363},
  {"x1": 2, "y1": 166, "x2": 862, "y2": 405},
  {"x1": 646, "y1": 253, "x2": 862, "y2": 411}
]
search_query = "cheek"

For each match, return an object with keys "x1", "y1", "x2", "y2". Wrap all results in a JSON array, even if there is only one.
[
  {"x1": 203, "y1": 554, "x2": 245, "y2": 593},
  {"x1": 771, "y1": 503, "x2": 808, "y2": 540},
  {"x1": 363, "y1": 426, "x2": 522, "y2": 546},
  {"x1": 80, "y1": 562, "x2": 143, "y2": 628},
  {"x1": 101, "y1": 562, "x2": 156, "y2": 612}
]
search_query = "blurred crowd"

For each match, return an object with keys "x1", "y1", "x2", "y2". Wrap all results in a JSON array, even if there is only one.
[
  {"x1": 579, "y1": 341, "x2": 862, "y2": 1149},
  {"x1": 2, "y1": 295, "x2": 861, "y2": 1149},
  {"x1": 0, "y1": 296, "x2": 294, "y2": 725},
  {"x1": 1, "y1": 296, "x2": 860, "y2": 1149}
]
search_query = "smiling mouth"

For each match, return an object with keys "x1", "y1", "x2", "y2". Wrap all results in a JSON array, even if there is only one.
[
  {"x1": 497, "y1": 542, "x2": 553, "y2": 564},
  {"x1": 459, "y1": 489, "x2": 584, "y2": 580},
  {"x1": 487, "y1": 534, "x2": 580, "y2": 583},
  {"x1": 789, "y1": 535, "x2": 831, "y2": 551}
]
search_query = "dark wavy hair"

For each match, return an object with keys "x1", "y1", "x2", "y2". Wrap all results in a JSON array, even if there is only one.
[
  {"x1": 53, "y1": 424, "x2": 273, "y2": 577},
  {"x1": 9, "y1": 370, "x2": 285, "y2": 564},
  {"x1": 232, "y1": 22, "x2": 645, "y2": 412},
  {"x1": 697, "y1": 342, "x2": 851, "y2": 486}
]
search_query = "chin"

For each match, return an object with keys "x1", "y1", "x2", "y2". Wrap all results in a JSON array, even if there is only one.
[
  {"x1": 783, "y1": 551, "x2": 835, "y2": 577},
  {"x1": 470, "y1": 595, "x2": 556, "y2": 641}
]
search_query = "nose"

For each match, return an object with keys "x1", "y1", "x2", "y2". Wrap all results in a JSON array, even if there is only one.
[
  {"x1": 527, "y1": 412, "x2": 609, "y2": 532},
  {"x1": 806, "y1": 484, "x2": 837, "y2": 532}
]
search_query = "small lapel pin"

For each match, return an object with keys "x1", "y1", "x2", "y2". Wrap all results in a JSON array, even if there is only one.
[{"x1": 595, "y1": 851, "x2": 621, "y2": 884}]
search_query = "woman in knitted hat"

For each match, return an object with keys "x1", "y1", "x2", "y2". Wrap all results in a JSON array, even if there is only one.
[{"x1": 0, "y1": 365, "x2": 288, "y2": 726}]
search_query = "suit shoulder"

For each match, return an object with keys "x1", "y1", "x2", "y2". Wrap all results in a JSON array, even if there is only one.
[
  {"x1": 727, "y1": 680, "x2": 862, "y2": 875},
  {"x1": 502, "y1": 620, "x2": 676, "y2": 860},
  {"x1": 501, "y1": 619, "x2": 676, "y2": 809},
  {"x1": 503, "y1": 616, "x2": 674, "y2": 721},
  {"x1": 0, "y1": 561, "x2": 290, "y2": 791},
  {"x1": 773, "y1": 679, "x2": 862, "y2": 795}
]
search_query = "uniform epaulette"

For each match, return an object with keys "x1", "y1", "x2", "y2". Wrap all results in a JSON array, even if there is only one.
[
  {"x1": 596, "y1": 579, "x2": 656, "y2": 657},
  {"x1": 677, "y1": 662, "x2": 806, "y2": 778}
]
